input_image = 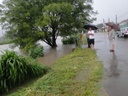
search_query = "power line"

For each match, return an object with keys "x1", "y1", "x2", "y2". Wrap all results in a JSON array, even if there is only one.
[
  {"x1": 116, "y1": 11, "x2": 128, "y2": 23},
  {"x1": 95, "y1": 11, "x2": 128, "y2": 24},
  {"x1": 109, "y1": 11, "x2": 128, "y2": 23},
  {"x1": 118, "y1": 11, "x2": 128, "y2": 18}
]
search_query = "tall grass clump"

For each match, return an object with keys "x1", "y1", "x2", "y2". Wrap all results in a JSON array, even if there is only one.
[
  {"x1": 62, "y1": 34, "x2": 77, "y2": 44},
  {"x1": 0, "y1": 50, "x2": 48, "y2": 94}
]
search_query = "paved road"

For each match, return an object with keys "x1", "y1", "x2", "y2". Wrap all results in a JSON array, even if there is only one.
[{"x1": 95, "y1": 32, "x2": 128, "y2": 96}]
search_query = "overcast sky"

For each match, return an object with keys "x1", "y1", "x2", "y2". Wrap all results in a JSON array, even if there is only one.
[
  {"x1": 0, "y1": 0, "x2": 3, "y2": 4},
  {"x1": 93, "y1": 0, "x2": 128, "y2": 24}
]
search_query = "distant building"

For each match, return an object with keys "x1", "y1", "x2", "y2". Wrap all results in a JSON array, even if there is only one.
[
  {"x1": 96, "y1": 23, "x2": 107, "y2": 32},
  {"x1": 119, "y1": 19, "x2": 128, "y2": 29}
]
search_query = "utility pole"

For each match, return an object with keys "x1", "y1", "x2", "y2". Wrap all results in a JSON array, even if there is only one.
[
  {"x1": 103, "y1": 19, "x2": 105, "y2": 32},
  {"x1": 116, "y1": 15, "x2": 117, "y2": 24},
  {"x1": 103, "y1": 19, "x2": 105, "y2": 23},
  {"x1": 108, "y1": 18, "x2": 110, "y2": 22},
  {"x1": 103, "y1": 19, "x2": 105, "y2": 27}
]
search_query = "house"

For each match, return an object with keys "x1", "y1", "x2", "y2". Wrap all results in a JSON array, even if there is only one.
[
  {"x1": 119, "y1": 19, "x2": 128, "y2": 29},
  {"x1": 96, "y1": 23, "x2": 106, "y2": 32}
]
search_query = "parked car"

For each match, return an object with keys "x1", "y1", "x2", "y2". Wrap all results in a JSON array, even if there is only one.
[
  {"x1": 117, "y1": 27, "x2": 128, "y2": 38},
  {"x1": 117, "y1": 31, "x2": 123, "y2": 37}
]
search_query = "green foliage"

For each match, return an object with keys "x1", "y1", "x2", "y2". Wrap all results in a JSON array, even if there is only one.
[
  {"x1": 36, "y1": 2, "x2": 75, "y2": 47},
  {"x1": 62, "y1": 34, "x2": 78, "y2": 44},
  {"x1": 29, "y1": 45, "x2": 44, "y2": 59},
  {"x1": 0, "y1": 50, "x2": 48, "y2": 94},
  {"x1": 8, "y1": 48, "x2": 103, "y2": 96},
  {"x1": 0, "y1": 0, "x2": 96, "y2": 49}
]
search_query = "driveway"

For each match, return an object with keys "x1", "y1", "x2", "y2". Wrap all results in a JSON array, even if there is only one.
[{"x1": 95, "y1": 32, "x2": 128, "y2": 96}]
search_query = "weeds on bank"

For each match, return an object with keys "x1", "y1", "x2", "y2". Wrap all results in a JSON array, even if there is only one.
[{"x1": 0, "y1": 51, "x2": 48, "y2": 94}]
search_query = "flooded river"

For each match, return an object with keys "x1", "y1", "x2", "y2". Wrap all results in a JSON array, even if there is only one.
[
  {"x1": 37, "y1": 37, "x2": 75, "y2": 66},
  {"x1": 0, "y1": 37, "x2": 75, "y2": 66}
]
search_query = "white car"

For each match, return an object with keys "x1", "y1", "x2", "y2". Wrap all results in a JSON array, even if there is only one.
[{"x1": 117, "y1": 27, "x2": 128, "y2": 38}]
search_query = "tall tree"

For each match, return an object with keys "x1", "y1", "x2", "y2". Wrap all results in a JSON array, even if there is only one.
[
  {"x1": 0, "y1": 0, "x2": 96, "y2": 50},
  {"x1": 0, "y1": 0, "x2": 46, "y2": 50},
  {"x1": 35, "y1": 3, "x2": 74, "y2": 47}
]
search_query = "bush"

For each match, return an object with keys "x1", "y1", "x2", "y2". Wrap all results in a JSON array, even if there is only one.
[
  {"x1": 29, "y1": 45, "x2": 44, "y2": 59},
  {"x1": 0, "y1": 50, "x2": 48, "y2": 94},
  {"x1": 62, "y1": 35, "x2": 78, "y2": 44}
]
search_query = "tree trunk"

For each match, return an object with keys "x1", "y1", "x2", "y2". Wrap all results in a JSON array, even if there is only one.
[
  {"x1": 52, "y1": 39, "x2": 57, "y2": 47},
  {"x1": 51, "y1": 28, "x2": 57, "y2": 48}
]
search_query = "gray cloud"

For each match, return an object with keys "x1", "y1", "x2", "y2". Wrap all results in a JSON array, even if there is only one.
[{"x1": 93, "y1": 0, "x2": 128, "y2": 24}]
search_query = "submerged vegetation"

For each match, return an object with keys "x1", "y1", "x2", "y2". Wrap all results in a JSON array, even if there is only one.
[{"x1": 28, "y1": 45, "x2": 44, "y2": 59}]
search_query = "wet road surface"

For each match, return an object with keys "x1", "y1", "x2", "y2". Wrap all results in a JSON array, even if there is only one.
[{"x1": 95, "y1": 32, "x2": 128, "y2": 96}]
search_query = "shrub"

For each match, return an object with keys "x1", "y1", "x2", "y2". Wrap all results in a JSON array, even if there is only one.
[
  {"x1": 62, "y1": 35, "x2": 78, "y2": 44},
  {"x1": 29, "y1": 45, "x2": 44, "y2": 59},
  {"x1": 0, "y1": 50, "x2": 48, "y2": 94}
]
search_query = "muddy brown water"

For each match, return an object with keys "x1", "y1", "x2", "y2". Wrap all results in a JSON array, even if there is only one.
[
  {"x1": 0, "y1": 44, "x2": 22, "y2": 55},
  {"x1": 0, "y1": 37, "x2": 75, "y2": 66},
  {"x1": 37, "y1": 44, "x2": 75, "y2": 66},
  {"x1": 37, "y1": 37, "x2": 75, "y2": 66}
]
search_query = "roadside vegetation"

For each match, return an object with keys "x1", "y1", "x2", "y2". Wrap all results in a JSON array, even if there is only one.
[
  {"x1": 0, "y1": 51, "x2": 49, "y2": 94},
  {"x1": 8, "y1": 48, "x2": 103, "y2": 96}
]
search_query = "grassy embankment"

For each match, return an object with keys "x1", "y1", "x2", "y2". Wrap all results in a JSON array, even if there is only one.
[{"x1": 8, "y1": 48, "x2": 103, "y2": 96}]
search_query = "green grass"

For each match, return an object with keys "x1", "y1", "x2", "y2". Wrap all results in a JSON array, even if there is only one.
[{"x1": 7, "y1": 48, "x2": 103, "y2": 96}]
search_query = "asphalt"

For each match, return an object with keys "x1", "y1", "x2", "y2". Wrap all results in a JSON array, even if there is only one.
[{"x1": 95, "y1": 32, "x2": 128, "y2": 96}]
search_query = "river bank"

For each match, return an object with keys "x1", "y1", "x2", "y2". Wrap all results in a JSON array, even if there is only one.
[{"x1": 8, "y1": 48, "x2": 103, "y2": 96}]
